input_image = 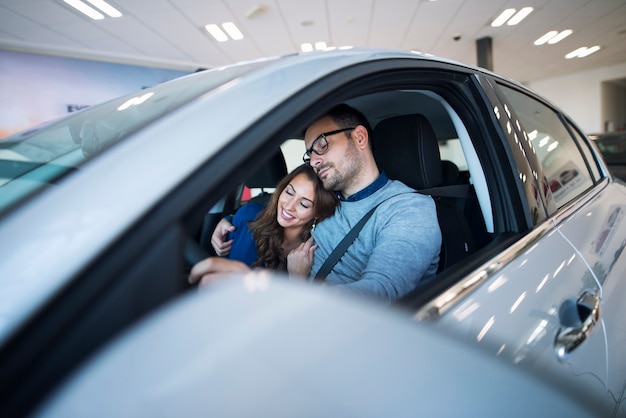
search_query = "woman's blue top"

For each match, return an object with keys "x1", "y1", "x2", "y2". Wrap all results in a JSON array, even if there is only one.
[{"x1": 226, "y1": 203, "x2": 264, "y2": 266}]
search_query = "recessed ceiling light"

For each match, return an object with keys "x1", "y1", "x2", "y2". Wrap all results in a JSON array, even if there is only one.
[
  {"x1": 565, "y1": 46, "x2": 601, "y2": 59},
  {"x1": 63, "y1": 0, "x2": 104, "y2": 20},
  {"x1": 534, "y1": 30, "x2": 572, "y2": 46},
  {"x1": 205, "y1": 24, "x2": 228, "y2": 42},
  {"x1": 578, "y1": 45, "x2": 601, "y2": 57},
  {"x1": 547, "y1": 29, "x2": 572, "y2": 44},
  {"x1": 85, "y1": 0, "x2": 122, "y2": 18},
  {"x1": 491, "y1": 7, "x2": 533, "y2": 27},
  {"x1": 507, "y1": 7, "x2": 533, "y2": 26},
  {"x1": 63, "y1": 0, "x2": 122, "y2": 20},
  {"x1": 205, "y1": 22, "x2": 244, "y2": 41},
  {"x1": 491, "y1": 9, "x2": 516, "y2": 27},
  {"x1": 534, "y1": 31, "x2": 558, "y2": 46},
  {"x1": 300, "y1": 42, "x2": 329, "y2": 52},
  {"x1": 222, "y1": 22, "x2": 243, "y2": 40}
]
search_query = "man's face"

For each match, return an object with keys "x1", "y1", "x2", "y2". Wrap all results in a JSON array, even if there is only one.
[{"x1": 304, "y1": 116, "x2": 360, "y2": 193}]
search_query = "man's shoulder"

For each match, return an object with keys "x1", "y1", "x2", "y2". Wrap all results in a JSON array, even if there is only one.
[{"x1": 378, "y1": 180, "x2": 430, "y2": 202}]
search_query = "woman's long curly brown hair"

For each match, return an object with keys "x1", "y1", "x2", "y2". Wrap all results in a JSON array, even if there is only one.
[{"x1": 250, "y1": 164, "x2": 338, "y2": 270}]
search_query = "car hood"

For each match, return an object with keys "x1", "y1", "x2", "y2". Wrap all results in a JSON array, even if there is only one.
[{"x1": 35, "y1": 274, "x2": 599, "y2": 417}]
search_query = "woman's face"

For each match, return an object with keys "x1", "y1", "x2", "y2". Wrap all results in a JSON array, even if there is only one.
[{"x1": 276, "y1": 173, "x2": 316, "y2": 231}]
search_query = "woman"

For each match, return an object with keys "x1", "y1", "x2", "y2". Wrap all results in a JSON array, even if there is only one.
[{"x1": 223, "y1": 163, "x2": 338, "y2": 276}]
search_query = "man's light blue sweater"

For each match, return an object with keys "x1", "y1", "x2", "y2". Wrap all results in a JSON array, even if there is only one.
[{"x1": 310, "y1": 179, "x2": 441, "y2": 303}]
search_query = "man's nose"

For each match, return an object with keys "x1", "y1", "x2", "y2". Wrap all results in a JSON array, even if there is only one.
[{"x1": 309, "y1": 153, "x2": 322, "y2": 167}]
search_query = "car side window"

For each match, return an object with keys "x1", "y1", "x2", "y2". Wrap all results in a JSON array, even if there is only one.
[
  {"x1": 564, "y1": 119, "x2": 602, "y2": 182},
  {"x1": 498, "y1": 85, "x2": 595, "y2": 212}
]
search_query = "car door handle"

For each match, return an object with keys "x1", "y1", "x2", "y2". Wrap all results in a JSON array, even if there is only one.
[{"x1": 554, "y1": 290, "x2": 601, "y2": 361}]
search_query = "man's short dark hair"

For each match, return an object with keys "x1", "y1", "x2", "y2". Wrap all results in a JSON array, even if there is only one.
[{"x1": 325, "y1": 104, "x2": 373, "y2": 149}]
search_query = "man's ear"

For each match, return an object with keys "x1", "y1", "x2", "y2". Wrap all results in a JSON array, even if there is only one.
[{"x1": 352, "y1": 125, "x2": 369, "y2": 150}]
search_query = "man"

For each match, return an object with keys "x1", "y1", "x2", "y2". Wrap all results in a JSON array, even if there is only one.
[{"x1": 190, "y1": 104, "x2": 441, "y2": 303}]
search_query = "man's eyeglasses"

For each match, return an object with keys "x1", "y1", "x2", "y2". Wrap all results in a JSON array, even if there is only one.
[{"x1": 302, "y1": 127, "x2": 356, "y2": 164}]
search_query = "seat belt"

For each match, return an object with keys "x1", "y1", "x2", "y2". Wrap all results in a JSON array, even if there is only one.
[
  {"x1": 313, "y1": 203, "x2": 381, "y2": 283},
  {"x1": 417, "y1": 183, "x2": 475, "y2": 199}
]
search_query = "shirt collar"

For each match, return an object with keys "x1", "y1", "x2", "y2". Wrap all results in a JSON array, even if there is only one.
[{"x1": 338, "y1": 172, "x2": 388, "y2": 202}]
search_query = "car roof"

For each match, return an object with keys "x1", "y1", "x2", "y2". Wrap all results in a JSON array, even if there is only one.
[{"x1": 35, "y1": 276, "x2": 598, "y2": 418}]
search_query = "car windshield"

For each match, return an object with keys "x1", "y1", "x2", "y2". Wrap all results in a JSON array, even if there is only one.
[{"x1": 0, "y1": 59, "x2": 274, "y2": 216}]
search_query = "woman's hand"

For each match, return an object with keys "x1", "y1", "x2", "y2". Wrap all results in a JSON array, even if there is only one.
[{"x1": 287, "y1": 237, "x2": 317, "y2": 279}]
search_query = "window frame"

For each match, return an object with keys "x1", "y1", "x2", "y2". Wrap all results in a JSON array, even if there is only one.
[{"x1": 490, "y1": 79, "x2": 603, "y2": 218}]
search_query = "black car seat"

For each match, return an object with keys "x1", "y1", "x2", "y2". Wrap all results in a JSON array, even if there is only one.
[
  {"x1": 441, "y1": 158, "x2": 491, "y2": 249},
  {"x1": 372, "y1": 114, "x2": 475, "y2": 272},
  {"x1": 441, "y1": 160, "x2": 462, "y2": 186},
  {"x1": 199, "y1": 150, "x2": 288, "y2": 255},
  {"x1": 242, "y1": 150, "x2": 288, "y2": 207}
]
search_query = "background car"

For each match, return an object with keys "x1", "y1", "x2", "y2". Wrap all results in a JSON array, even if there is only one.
[
  {"x1": 589, "y1": 132, "x2": 626, "y2": 182},
  {"x1": 0, "y1": 48, "x2": 624, "y2": 417}
]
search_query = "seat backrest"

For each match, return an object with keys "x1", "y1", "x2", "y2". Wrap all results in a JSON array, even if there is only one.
[
  {"x1": 240, "y1": 150, "x2": 288, "y2": 206},
  {"x1": 373, "y1": 114, "x2": 443, "y2": 190},
  {"x1": 244, "y1": 151, "x2": 288, "y2": 190},
  {"x1": 441, "y1": 160, "x2": 461, "y2": 186},
  {"x1": 373, "y1": 114, "x2": 474, "y2": 272}
]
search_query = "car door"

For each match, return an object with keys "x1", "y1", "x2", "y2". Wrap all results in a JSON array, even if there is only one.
[
  {"x1": 498, "y1": 82, "x2": 626, "y2": 416},
  {"x1": 418, "y1": 75, "x2": 614, "y2": 413},
  {"x1": 553, "y1": 166, "x2": 626, "y2": 417},
  {"x1": 562, "y1": 124, "x2": 626, "y2": 417}
]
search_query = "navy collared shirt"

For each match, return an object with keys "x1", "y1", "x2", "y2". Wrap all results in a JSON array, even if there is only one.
[{"x1": 338, "y1": 172, "x2": 389, "y2": 202}]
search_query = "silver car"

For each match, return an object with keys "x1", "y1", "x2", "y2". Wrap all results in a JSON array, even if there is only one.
[{"x1": 0, "y1": 48, "x2": 624, "y2": 416}]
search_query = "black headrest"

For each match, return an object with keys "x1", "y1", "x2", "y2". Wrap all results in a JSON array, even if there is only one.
[
  {"x1": 244, "y1": 149, "x2": 288, "y2": 189},
  {"x1": 373, "y1": 114, "x2": 442, "y2": 190},
  {"x1": 441, "y1": 160, "x2": 460, "y2": 185}
]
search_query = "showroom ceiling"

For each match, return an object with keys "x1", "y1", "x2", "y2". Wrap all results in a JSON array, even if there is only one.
[{"x1": 0, "y1": 0, "x2": 625, "y2": 83}]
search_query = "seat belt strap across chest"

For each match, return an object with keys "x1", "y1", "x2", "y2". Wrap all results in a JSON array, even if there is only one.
[{"x1": 313, "y1": 203, "x2": 380, "y2": 283}]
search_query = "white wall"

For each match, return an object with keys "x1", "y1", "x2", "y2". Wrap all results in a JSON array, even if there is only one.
[
  {"x1": 0, "y1": 50, "x2": 189, "y2": 139},
  {"x1": 526, "y1": 61, "x2": 626, "y2": 134}
]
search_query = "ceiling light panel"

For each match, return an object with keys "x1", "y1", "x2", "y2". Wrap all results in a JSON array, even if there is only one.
[
  {"x1": 63, "y1": 0, "x2": 104, "y2": 20},
  {"x1": 491, "y1": 7, "x2": 533, "y2": 27},
  {"x1": 547, "y1": 30, "x2": 572, "y2": 44},
  {"x1": 579, "y1": 46, "x2": 601, "y2": 57},
  {"x1": 205, "y1": 22, "x2": 244, "y2": 41},
  {"x1": 565, "y1": 46, "x2": 601, "y2": 59},
  {"x1": 507, "y1": 7, "x2": 533, "y2": 26},
  {"x1": 534, "y1": 31, "x2": 558, "y2": 46},
  {"x1": 63, "y1": 0, "x2": 122, "y2": 20},
  {"x1": 491, "y1": 9, "x2": 516, "y2": 27},
  {"x1": 222, "y1": 22, "x2": 243, "y2": 40},
  {"x1": 534, "y1": 30, "x2": 573, "y2": 46},
  {"x1": 205, "y1": 24, "x2": 228, "y2": 42},
  {"x1": 85, "y1": 0, "x2": 122, "y2": 18}
]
